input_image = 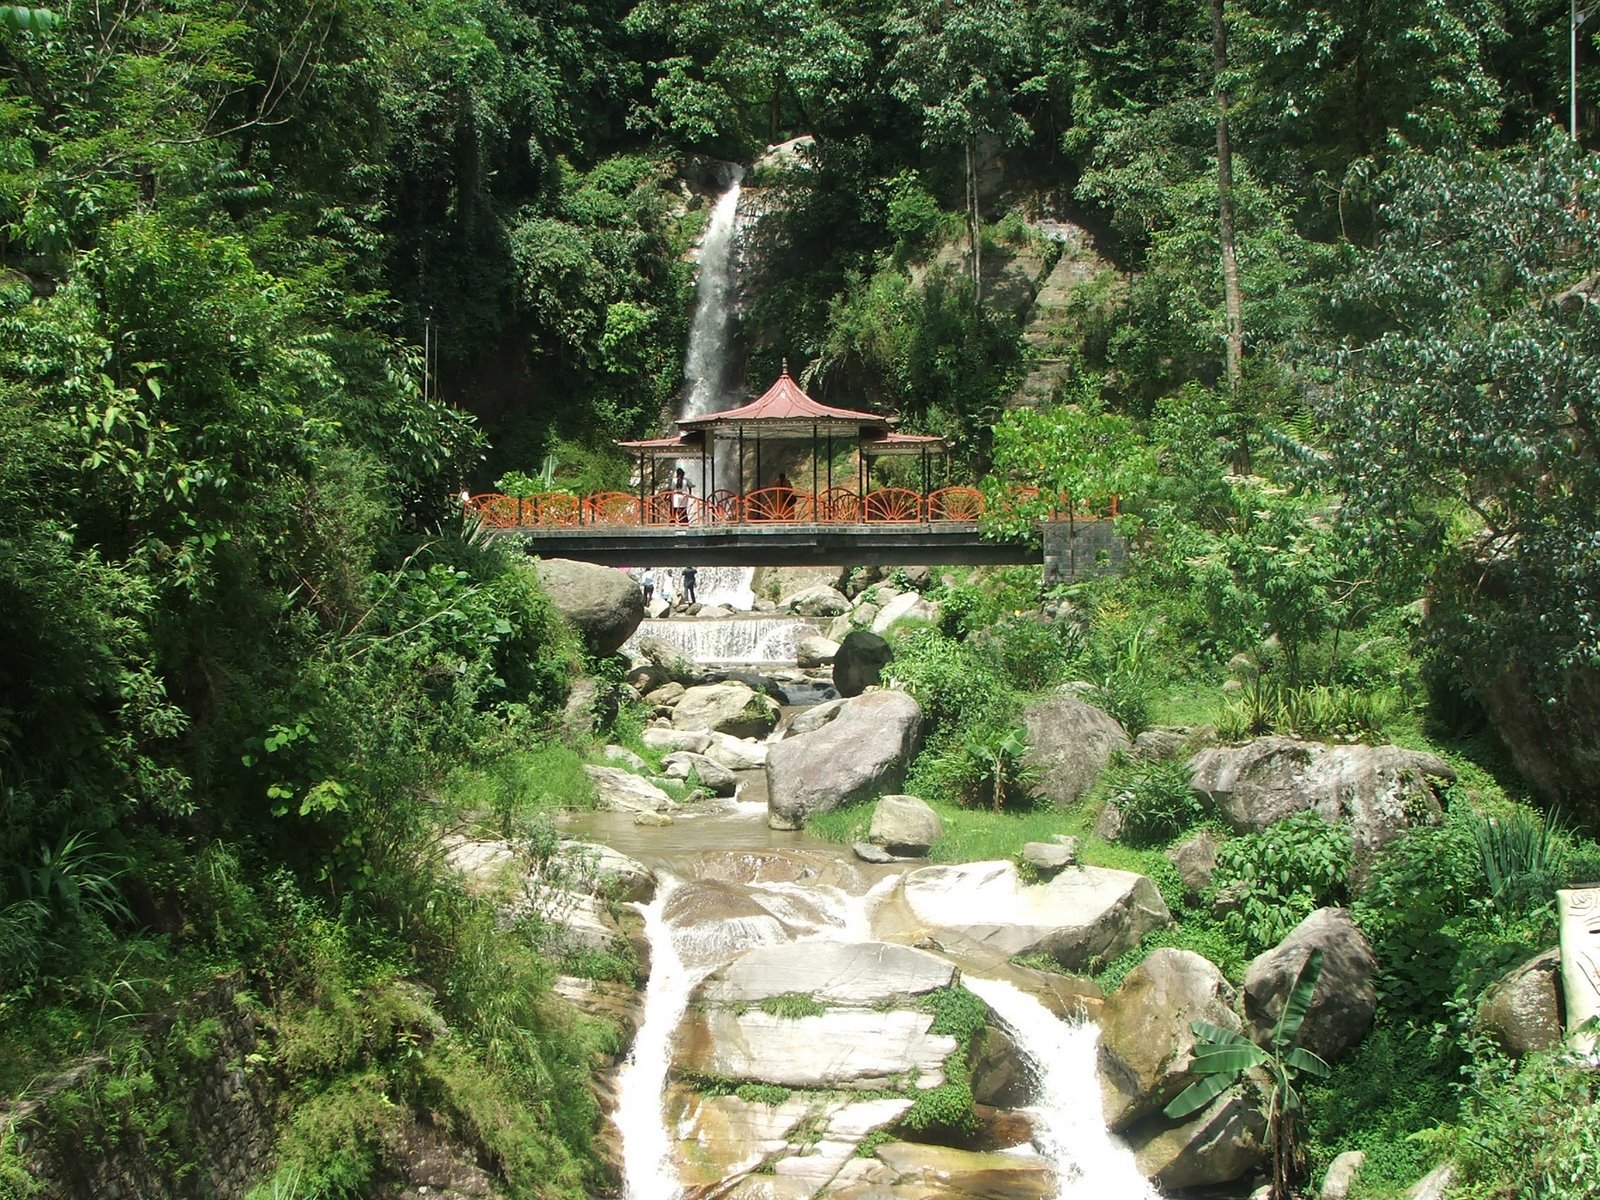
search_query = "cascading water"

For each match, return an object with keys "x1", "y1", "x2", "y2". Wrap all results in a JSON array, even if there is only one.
[
  {"x1": 622, "y1": 615, "x2": 815, "y2": 665},
  {"x1": 963, "y1": 976, "x2": 1161, "y2": 1200},
  {"x1": 678, "y1": 172, "x2": 746, "y2": 494}
]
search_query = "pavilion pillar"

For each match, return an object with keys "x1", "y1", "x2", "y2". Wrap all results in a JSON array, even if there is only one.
[
  {"x1": 827, "y1": 432, "x2": 833, "y2": 496},
  {"x1": 811, "y1": 423, "x2": 819, "y2": 511}
]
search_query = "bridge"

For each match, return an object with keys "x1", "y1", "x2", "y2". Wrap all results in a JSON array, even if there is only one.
[{"x1": 466, "y1": 487, "x2": 1125, "y2": 578}]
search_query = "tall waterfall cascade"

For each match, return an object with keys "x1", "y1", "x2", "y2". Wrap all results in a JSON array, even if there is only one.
[{"x1": 678, "y1": 173, "x2": 746, "y2": 492}]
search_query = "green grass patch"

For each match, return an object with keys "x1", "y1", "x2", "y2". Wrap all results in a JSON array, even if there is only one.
[
  {"x1": 443, "y1": 745, "x2": 599, "y2": 835},
  {"x1": 735, "y1": 1082, "x2": 793, "y2": 1106},
  {"x1": 758, "y1": 992, "x2": 826, "y2": 1019}
]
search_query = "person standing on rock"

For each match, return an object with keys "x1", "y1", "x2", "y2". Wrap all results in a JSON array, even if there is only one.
[
  {"x1": 682, "y1": 565, "x2": 698, "y2": 604},
  {"x1": 640, "y1": 568, "x2": 655, "y2": 604}
]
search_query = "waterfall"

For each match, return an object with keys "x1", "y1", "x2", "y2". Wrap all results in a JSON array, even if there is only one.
[
  {"x1": 623, "y1": 616, "x2": 814, "y2": 665},
  {"x1": 962, "y1": 976, "x2": 1161, "y2": 1200},
  {"x1": 688, "y1": 565, "x2": 754, "y2": 610},
  {"x1": 615, "y1": 878, "x2": 704, "y2": 1200},
  {"x1": 678, "y1": 173, "x2": 745, "y2": 494}
]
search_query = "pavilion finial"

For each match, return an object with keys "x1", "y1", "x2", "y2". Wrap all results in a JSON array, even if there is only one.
[{"x1": 781, "y1": 357, "x2": 789, "y2": 377}]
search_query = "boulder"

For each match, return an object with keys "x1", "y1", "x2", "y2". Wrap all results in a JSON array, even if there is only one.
[
  {"x1": 969, "y1": 1024, "x2": 1032, "y2": 1109},
  {"x1": 1133, "y1": 728, "x2": 1191, "y2": 761},
  {"x1": 1188, "y1": 737, "x2": 1454, "y2": 877},
  {"x1": 853, "y1": 842, "x2": 895, "y2": 864},
  {"x1": 786, "y1": 584, "x2": 851, "y2": 617},
  {"x1": 535, "y1": 559, "x2": 645, "y2": 656},
  {"x1": 1477, "y1": 654, "x2": 1600, "y2": 805},
  {"x1": 700, "y1": 941, "x2": 957, "y2": 1007},
  {"x1": 1022, "y1": 696, "x2": 1132, "y2": 805},
  {"x1": 767, "y1": 691, "x2": 924, "y2": 830},
  {"x1": 560, "y1": 677, "x2": 613, "y2": 739},
  {"x1": 602, "y1": 744, "x2": 648, "y2": 772},
  {"x1": 1021, "y1": 841, "x2": 1074, "y2": 875},
  {"x1": 1124, "y1": 1091, "x2": 1267, "y2": 1191},
  {"x1": 584, "y1": 765, "x2": 676, "y2": 816},
  {"x1": 784, "y1": 696, "x2": 847, "y2": 737},
  {"x1": 1321, "y1": 1149, "x2": 1367, "y2": 1200},
  {"x1": 1097, "y1": 948, "x2": 1241, "y2": 1131},
  {"x1": 548, "y1": 840, "x2": 658, "y2": 904},
  {"x1": 1406, "y1": 1162, "x2": 1456, "y2": 1200},
  {"x1": 751, "y1": 565, "x2": 843, "y2": 604},
  {"x1": 833, "y1": 630, "x2": 893, "y2": 698},
  {"x1": 641, "y1": 727, "x2": 710, "y2": 754},
  {"x1": 678, "y1": 1007, "x2": 959, "y2": 1090},
  {"x1": 671, "y1": 681, "x2": 780, "y2": 739},
  {"x1": 1478, "y1": 948, "x2": 1564, "y2": 1058},
  {"x1": 897, "y1": 860, "x2": 1171, "y2": 971},
  {"x1": 825, "y1": 612, "x2": 857, "y2": 642},
  {"x1": 660, "y1": 751, "x2": 738, "y2": 797},
  {"x1": 1165, "y1": 829, "x2": 1220, "y2": 897},
  {"x1": 870, "y1": 592, "x2": 941, "y2": 635},
  {"x1": 868, "y1": 794, "x2": 942, "y2": 856},
  {"x1": 643, "y1": 681, "x2": 686, "y2": 708},
  {"x1": 703, "y1": 731, "x2": 768, "y2": 771},
  {"x1": 867, "y1": 1142, "x2": 1054, "y2": 1200},
  {"x1": 625, "y1": 663, "x2": 670, "y2": 694},
  {"x1": 795, "y1": 633, "x2": 840, "y2": 668},
  {"x1": 1243, "y1": 907, "x2": 1377, "y2": 1063},
  {"x1": 635, "y1": 634, "x2": 695, "y2": 678}
]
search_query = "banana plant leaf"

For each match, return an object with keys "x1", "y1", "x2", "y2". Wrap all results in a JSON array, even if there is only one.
[{"x1": 1272, "y1": 947, "x2": 1325, "y2": 1050}]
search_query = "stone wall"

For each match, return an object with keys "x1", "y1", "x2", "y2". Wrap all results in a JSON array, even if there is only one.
[
  {"x1": 1042, "y1": 519, "x2": 1127, "y2": 586},
  {"x1": 3, "y1": 974, "x2": 281, "y2": 1199}
]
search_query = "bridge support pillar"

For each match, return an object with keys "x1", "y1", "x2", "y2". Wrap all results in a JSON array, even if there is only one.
[{"x1": 1042, "y1": 520, "x2": 1128, "y2": 586}]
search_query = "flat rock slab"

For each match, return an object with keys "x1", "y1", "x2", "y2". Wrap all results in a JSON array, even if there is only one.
[
  {"x1": 898, "y1": 860, "x2": 1171, "y2": 972},
  {"x1": 701, "y1": 942, "x2": 957, "y2": 1007},
  {"x1": 584, "y1": 764, "x2": 676, "y2": 815},
  {"x1": 676, "y1": 1009, "x2": 957, "y2": 1090},
  {"x1": 866, "y1": 1141, "x2": 1055, "y2": 1200}
]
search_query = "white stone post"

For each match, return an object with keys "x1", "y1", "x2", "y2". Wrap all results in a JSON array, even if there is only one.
[{"x1": 1557, "y1": 887, "x2": 1600, "y2": 1054}]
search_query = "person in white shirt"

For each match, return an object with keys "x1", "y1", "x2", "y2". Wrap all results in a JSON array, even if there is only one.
[{"x1": 670, "y1": 466, "x2": 693, "y2": 523}]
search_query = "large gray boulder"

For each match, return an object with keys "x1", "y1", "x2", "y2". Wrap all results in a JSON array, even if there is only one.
[
  {"x1": 833, "y1": 629, "x2": 893, "y2": 697},
  {"x1": 796, "y1": 633, "x2": 840, "y2": 668},
  {"x1": 786, "y1": 583, "x2": 851, "y2": 616},
  {"x1": 868, "y1": 793, "x2": 942, "y2": 856},
  {"x1": 766, "y1": 691, "x2": 924, "y2": 830},
  {"x1": 897, "y1": 860, "x2": 1171, "y2": 971},
  {"x1": 1098, "y1": 948, "x2": 1241, "y2": 1131},
  {"x1": 1478, "y1": 948, "x2": 1564, "y2": 1058},
  {"x1": 1243, "y1": 908, "x2": 1377, "y2": 1062},
  {"x1": 671, "y1": 681, "x2": 780, "y2": 739},
  {"x1": 1124, "y1": 1092, "x2": 1267, "y2": 1190},
  {"x1": 1188, "y1": 737, "x2": 1454, "y2": 877},
  {"x1": 535, "y1": 558, "x2": 644, "y2": 656},
  {"x1": 700, "y1": 941, "x2": 956, "y2": 1007},
  {"x1": 1022, "y1": 696, "x2": 1132, "y2": 804},
  {"x1": 870, "y1": 591, "x2": 940, "y2": 635}
]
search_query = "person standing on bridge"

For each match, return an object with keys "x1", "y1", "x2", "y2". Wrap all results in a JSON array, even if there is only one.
[{"x1": 671, "y1": 466, "x2": 694, "y2": 524}]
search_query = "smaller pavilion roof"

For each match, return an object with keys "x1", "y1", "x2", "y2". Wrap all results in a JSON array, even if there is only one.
[
  {"x1": 678, "y1": 369, "x2": 894, "y2": 435},
  {"x1": 861, "y1": 431, "x2": 947, "y2": 457},
  {"x1": 616, "y1": 431, "x2": 705, "y2": 458}
]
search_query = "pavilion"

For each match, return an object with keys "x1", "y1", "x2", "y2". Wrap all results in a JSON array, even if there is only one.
[{"x1": 615, "y1": 368, "x2": 968, "y2": 524}]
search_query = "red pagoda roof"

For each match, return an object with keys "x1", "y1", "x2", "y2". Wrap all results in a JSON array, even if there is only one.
[{"x1": 679, "y1": 369, "x2": 893, "y2": 432}]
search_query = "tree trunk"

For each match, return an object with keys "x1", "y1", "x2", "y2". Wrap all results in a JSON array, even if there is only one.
[
  {"x1": 1211, "y1": 0, "x2": 1247, "y2": 469},
  {"x1": 967, "y1": 135, "x2": 983, "y2": 307}
]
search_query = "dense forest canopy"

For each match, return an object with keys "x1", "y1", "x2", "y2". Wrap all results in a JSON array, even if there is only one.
[{"x1": 1, "y1": 0, "x2": 1599, "y2": 1194}]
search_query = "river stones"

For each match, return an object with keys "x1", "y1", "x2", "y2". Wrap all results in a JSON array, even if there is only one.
[
  {"x1": 856, "y1": 1142, "x2": 1055, "y2": 1200},
  {"x1": 642, "y1": 727, "x2": 711, "y2": 754},
  {"x1": 661, "y1": 751, "x2": 738, "y2": 797},
  {"x1": 700, "y1": 942, "x2": 957, "y2": 1007},
  {"x1": 832, "y1": 630, "x2": 893, "y2": 698},
  {"x1": 870, "y1": 591, "x2": 940, "y2": 635},
  {"x1": 796, "y1": 633, "x2": 840, "y2": 668},
  {"x1": 786, "y1": 584, "x2": 851, "y2": 616},
  {"x1": 897, "y1": 860, "x2": 1171, "y2": 971},
  {"x1": 703, "y1": 731, "x2": 769, "y2": 770},
  {"x1": 766, "y1": 691, "x2": 924, "y2": 830},
  {"x1": 1242, "y1": 907, "x2": 1377, "y2": 1063},
  {"x1": 1124, "y1": 1090, "x2": 1268, "y2": 1190},
  {"x1": 545, "y1": 840, "x2": 657, "y2": 904}
]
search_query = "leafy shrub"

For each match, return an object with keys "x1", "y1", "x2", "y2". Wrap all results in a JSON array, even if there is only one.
[
  {"x1": 1213, "y1": 813, "x2": 1351, "y2": 953},
  {"x1": 935, "y1": 582, "x2": 992, "y2": 639},
  {"x1": 978, "y1": 614, "x2": 1086, "y2": 692},
  {"x1": 900, "y1": 1079, "x2": 977, "y2": 1135},
  {"x1": 882, "y1": 627, "x2": 1018, "y2": 739},
  {"x1": 1472, "y1": 807, "x2": 1560, "y2": 919},
  {"x1": 1218, "y1": 679, "x2": 1398, "y2": 742},
  {"x1": 1455, "y1": 1051, "x2": 1600, "y2": 1200},
  {"x1": 920, "y1": 986, "x2": 988, "y2": 1046},
  {"x1": 1114, "y1": 761, "x2": 1207, "y2": 847},
  {"x1": 1090, "y1": 628, "x2": 1157, "y2": 736}
]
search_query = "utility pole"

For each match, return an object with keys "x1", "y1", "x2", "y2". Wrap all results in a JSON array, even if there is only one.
[{"x1": 1576, "y1": 0, "x2": 1596, "y2": 142}]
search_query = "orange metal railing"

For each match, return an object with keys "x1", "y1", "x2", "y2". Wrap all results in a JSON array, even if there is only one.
[{"x1": 463, "y1": 485, "x2": 1117, "y2": 529}]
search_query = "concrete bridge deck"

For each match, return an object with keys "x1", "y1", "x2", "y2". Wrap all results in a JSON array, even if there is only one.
[{"x1": 497, "y1": 521, "x2": 1038, "y2": 568}]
